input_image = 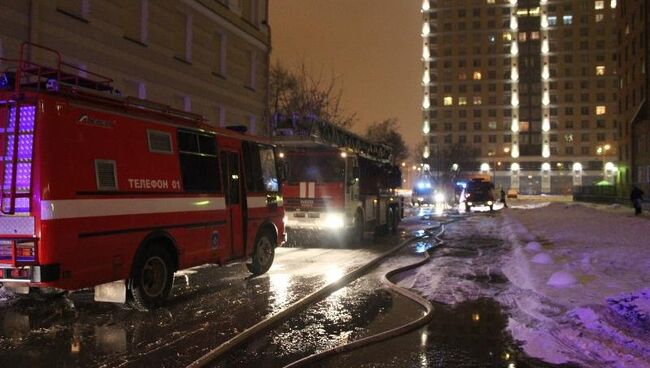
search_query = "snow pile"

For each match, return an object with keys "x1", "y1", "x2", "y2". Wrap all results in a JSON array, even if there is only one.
[
  {"x1": 546, "y1": 271, "x2": 576, "y2": 287},
  {"x1": 499, "y1": 202, "x2": 650, "y2": 367},
  {"x1": 400, "y1": 201, "x2": 650, "y2": 367}
]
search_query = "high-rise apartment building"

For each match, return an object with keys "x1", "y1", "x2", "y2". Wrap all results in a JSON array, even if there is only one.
[
  {"x1": 421, "y1": 0, "x2": 619, "y2": 194},
  {"x1": 617, "y1": 0, "x2": 649, "y2": 193},
  {"x1": 0, "y1": 0, "x2": 269, "y2": 134}
]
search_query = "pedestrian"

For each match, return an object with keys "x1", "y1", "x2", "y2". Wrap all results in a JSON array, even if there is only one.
[
  {"x1": 630, "y1": 186, "x2": 644, "y2": 215},
  {"x1": 500, "y1": 188, "x2": 508, "y2": 208}
]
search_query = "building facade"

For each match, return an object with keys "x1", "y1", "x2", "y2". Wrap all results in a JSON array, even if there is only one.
[
  {"x1": 617, "y1": 0, "x2": 650, "y2": 194},
  {"x1": 0, "y1": 0, "x2": 270, "y2": 134},
  {"x1": 421, "y1": 0, "x2": 619, "y2": 194}
]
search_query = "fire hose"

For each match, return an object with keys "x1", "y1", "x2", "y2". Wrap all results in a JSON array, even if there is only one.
[
  {"x1": 187, "y1": 223, "x2": 448, "y2": 368},
  {"x1": 282, "y1": 225, "x2": 446, "y2": 368}
]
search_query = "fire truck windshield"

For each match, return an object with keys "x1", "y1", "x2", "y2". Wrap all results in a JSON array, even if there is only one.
[{"x1": 286, "y1": 153, "x2": 345, "y2": 183}]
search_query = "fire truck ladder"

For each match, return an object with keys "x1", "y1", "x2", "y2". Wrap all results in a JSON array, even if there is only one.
[
  {"x1": 0, "y1": 100, "x2": 35, "y2": 215},
  {"x1": 271, "y1": 115, "x2": 393, "y2": 163},
  {"x1": 6, "y1": 42, "x2": 115, "y2": 94}
]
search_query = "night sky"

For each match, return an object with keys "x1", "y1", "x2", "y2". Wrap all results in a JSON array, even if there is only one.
[{"x1": 269, "y1": 0, "x2": 422, "y2": 152}]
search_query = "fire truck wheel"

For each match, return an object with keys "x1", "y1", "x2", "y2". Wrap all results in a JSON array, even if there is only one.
[
  {"x1": 127, "y1": 247, "x2": 175, "y2": 311},
  {"x1": 247, "y1": 231, "x2": 275, "y2": 275}
]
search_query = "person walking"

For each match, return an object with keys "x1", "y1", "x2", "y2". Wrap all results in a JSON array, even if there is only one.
[
  {"x1": 630, "y1": 186, "x2": 644, "y2": 215},
  {"x1": 500, "y1": 188, "x2": 508, "y2": 208}
]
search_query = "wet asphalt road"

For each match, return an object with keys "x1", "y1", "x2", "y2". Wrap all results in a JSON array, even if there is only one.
[
  {"x1": 212, "y1": 219, "x2": 565, "y2": 368},
  {"x1": 1, "y1": 206, "x2": 569, "y2": 368},
  {"x1": 0, "y1": 217, "x2": 423, "y2": 368}
]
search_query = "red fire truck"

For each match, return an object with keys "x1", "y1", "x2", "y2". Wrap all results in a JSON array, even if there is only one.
[
  {"x1": 272, "y1": 115, "x2": 402, "y2": 243},
  {"x1": 0, "y1": 43, "x2": 285, "y2": 310}
]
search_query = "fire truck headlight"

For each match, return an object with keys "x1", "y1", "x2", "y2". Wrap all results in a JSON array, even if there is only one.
[
  {"x1": 434, "y1": 193, "x2": 445, "y2": 203},
  {"x1": 324, "y1": 213, "x2": 345, "y2": 229},
  {"x1": 487, "y1": 201, "x2": 493, "y2": 206}
]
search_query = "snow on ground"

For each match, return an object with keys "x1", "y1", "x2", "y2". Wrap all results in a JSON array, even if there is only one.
[{"x1": 401, "y1": 199, "x2": 650, "y2": 367}]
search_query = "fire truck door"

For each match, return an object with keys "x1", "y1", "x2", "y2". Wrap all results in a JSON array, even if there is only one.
[{"x1": 220, "y1": 151, "x2": 245, "y2": 258}]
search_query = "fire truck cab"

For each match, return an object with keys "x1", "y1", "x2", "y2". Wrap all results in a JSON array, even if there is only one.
[
  {"x1": 0, "y1": 43, "x2": 285, "y2": 310},
  {"x1": 272, "y1": 115, "x2": 402, "y2": 243}
]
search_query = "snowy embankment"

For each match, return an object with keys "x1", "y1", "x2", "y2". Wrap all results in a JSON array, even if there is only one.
[
  {"x1": 399, "y1": 201, "x2": 650, "y2": 367},
  {"x1": 501, "y1": 202, "x2": 650, "y2": 367}
]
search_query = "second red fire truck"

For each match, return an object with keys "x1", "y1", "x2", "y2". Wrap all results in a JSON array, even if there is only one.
[
  {"x1": 0, "y1": 43, "x2": 285, "y2": 310},
  {"x1": 272, "y1": 115, "x2": 402, "y2": 243}
]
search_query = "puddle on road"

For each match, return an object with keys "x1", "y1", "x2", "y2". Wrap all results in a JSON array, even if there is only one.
[
  {"x1": 326, "y1": 298, "x2": 570, "y2": 368},
  {"x1": 214, "y1": 275, "x2": 567, "y2": 368},
  {"x1": 213, "y1": 277, "x2": 403, "y2": 368}
]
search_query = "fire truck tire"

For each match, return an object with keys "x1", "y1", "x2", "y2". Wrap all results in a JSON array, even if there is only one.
[
  {"x1": 247, "y1": 230, "x2": 275, "y2": 275},
  {"x1": 127, "y1": 247, "x2": 175, "y2": 311}
]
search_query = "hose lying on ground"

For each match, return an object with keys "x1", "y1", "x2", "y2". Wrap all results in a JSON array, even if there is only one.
[
  {"x1": 282, "y1": 225, "x2": 447, "y2": 368},
  {"x1": 186, "y1": 224, "x2": 443, "y2": 368}
]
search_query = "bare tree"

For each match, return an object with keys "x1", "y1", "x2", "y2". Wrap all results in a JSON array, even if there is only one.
[
  {"x1": 269, "y1": 62, "x2": 356, "y2": 128},
  {"x1": 365, "y1": 118, "x2": 409, "y2": 165}
]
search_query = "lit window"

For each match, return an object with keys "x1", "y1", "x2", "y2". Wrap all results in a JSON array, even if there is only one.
[
  {"x1": 530, "y1": 31, "x2": 540, "y2": 40},
  {"x1": 444, "y1": 96, "x2": 453, "y2": 106},
  {"x1": 596, "y1": 66, "x2": 605, "y2": 75},
  {"x1": 547, "y1": 16, "x2": 557, "y2": 26},
  {"x1": 502, "y1": 32, "x2": 512, "y2": 41},
  {"x1": 487, "y1": 0, "x2": 495, "y2": 3},
  {"x1": 563, "y1": 15, "x2": 573, "y2": 25},
  {"x1": 564, "y1": 134, "x2": 574, "y2": 142},
  {"x1": 473, "y1": 96, "x2": 482, "y2": 105},
  {"x1": 473, "y1": 71, "x2": 482, "y2": 80},
  {"x1": 595, "y1": 1, "x2": 604, "y2": 9},
  {"x1": 519, "y1": 121, "x2": 530, "y2": 132},
  {"x1": 459, "y1": 97, "x2": 467, "y2": 105},
  {"x1": 596, "y1": 106, "x2": 606, "y2": 115},
  {"x1": 595, "y1": 13, "x2": 604, "y2": 22},
  {"x1": 518, "y1": 33, "x2": 527, "y2": 42},
  {"x1": 610, "y1": 0, "x2": 617, "y2": 8}
]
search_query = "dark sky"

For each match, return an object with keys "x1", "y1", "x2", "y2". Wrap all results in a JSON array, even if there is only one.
[{"x1": 269, "y1": 0, "x2": 422, "y2": 151}]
